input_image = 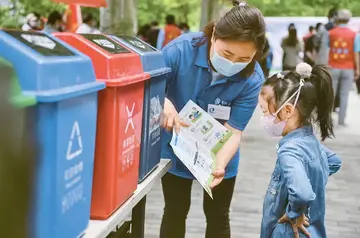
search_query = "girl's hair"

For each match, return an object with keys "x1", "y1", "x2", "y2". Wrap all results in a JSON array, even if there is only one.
[
  {"x1": 264, "y1": 63, "x2": 334, "y2": 141},
  {"x1": 284, "y1": 28, "x2": 299, "y2": 47},
  {"x1": 202, "y1": 0, "x2": 266, "y2": 77}
]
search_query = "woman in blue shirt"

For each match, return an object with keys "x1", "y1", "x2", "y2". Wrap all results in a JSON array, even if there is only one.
[
  {"x1": 258, "y1": 63, "x2": 341, "y2": 237},
  {"x1": 159, "y1": 1, "x2": 266, "y2": 237}
]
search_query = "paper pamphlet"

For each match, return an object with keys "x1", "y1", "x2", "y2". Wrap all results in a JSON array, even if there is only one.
[{"x1": 170, "y1": 100, "x2": 233, "y2": 199}]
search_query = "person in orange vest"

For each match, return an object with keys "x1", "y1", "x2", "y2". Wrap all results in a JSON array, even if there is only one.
[
  {"x1": 156, "y1": 15, "x2": 181, "y2": 50},
  {"x1": 328, "y1": 9, "x2": 360, "y2": 126}
]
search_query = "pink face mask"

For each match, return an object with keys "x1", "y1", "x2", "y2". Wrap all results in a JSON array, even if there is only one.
[{"x1": 260, "y1": 79, "x2": 304, "y2": 137}]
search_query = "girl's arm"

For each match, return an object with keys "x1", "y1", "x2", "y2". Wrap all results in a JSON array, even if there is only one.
[{"x1": 279, "y1": 146, "x2": 316, "y2": 219}]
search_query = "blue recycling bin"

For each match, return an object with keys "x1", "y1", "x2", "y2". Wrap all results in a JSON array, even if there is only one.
[
  {"x1": 109, "y1": 35, "x2": 171, "y2": 182},
  {"x1": 0, "y1": 30, "x2": 105, "y2": 238}
]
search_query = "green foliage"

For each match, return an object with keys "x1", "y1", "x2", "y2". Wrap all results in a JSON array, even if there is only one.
[
  {"x1": 252, "y1": 0, "x2": 360, "y2": 16},
  {"x1": 18, "y1": 0, "x2": 66, "y2": 18},
  {"x1": 1, "y1": 0, "x2": 360, "y2": 31},
  {"x1": 137, "y1": 0, "x2": 201, "y2": 30},
  {"x1": 0, "y1": 0, "x2": 66, "y2": 28}
]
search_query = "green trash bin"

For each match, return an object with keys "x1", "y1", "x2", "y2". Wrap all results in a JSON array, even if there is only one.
[
  {"x1": 0, "y1": 57, "x2": 36, "y2": 107},
  {"x1": 0, "y1": 57, "x2": 37, "y2": 238}
]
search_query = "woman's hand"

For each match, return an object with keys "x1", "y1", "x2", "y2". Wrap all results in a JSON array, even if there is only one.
[
  {"x1": 209, "y1": 168, "x2": 225, "y2": 189},
  {"x1": 162, "y1": 98, "x2": 188, "y2": 133},
  {"x1": 278, "y1": 213, "x2": 311, "y2": 238}
]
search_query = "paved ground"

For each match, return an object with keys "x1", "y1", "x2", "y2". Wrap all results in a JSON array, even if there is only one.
[{"x1": 144, "y1": 91, "x2": 360, "y2": 238}]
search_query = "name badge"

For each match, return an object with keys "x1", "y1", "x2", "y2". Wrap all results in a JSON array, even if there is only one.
[{"x1": 207, "y1": 104, "x2": 231, "y2": 120}]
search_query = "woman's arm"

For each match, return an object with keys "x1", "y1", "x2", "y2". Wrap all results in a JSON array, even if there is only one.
[
  {"x1": 279, "y1": 146, "x2": 316, "y2": 219},
  {"x1": 214, "y1": 124, "x2": 242, "y2": 171},
  {"x1": 212, "y1": 74, "x2": 264, "y2": 176},
  {"x1": 161, "y1": 43, "x2": 187, "y2": 133}
]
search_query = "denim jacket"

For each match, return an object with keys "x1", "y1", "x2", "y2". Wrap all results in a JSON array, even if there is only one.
[{"x1": 261, "y1": 126, "x2": 341, "y2": 238}]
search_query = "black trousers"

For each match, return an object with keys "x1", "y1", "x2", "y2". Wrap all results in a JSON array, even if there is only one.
[
  {"x1": 356, "y1": 79, "x2": 360, "y2": 94},
  {"x1": 334, "y1": 83, "x2": 340, "y2": 109},
  {"x1": 160, "y1": 173, "x2": 236, "y2": 238}
]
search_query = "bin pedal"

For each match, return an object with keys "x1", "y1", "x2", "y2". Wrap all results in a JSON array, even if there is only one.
[{"x1": 107, "y1": 221, "x2": 132, "y2": 238}]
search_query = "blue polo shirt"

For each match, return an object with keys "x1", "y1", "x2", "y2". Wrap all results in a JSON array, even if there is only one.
[{"x1": 161, "y1": 32, "x2": 264, "y2": 179}]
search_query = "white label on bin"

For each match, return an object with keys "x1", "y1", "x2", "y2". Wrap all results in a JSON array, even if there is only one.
[
  {"x1": 62, "y1": 183, "x2": 83, "y2": 214},
  {"x1": 93, "y1": 39, "x2": 115, "y2": 49},
  {"x1": 125, "y1": 103, "x2": 135, "y2": 133},
  {"x1": 66, "y1": 121, "x2": 83, "y2": 160},
  {"x1": 129, "y1": 39, "x2": 146, "y2": 49},
  {"x1": 21, "y1": 34, "x2": 56, "y2": 50}
]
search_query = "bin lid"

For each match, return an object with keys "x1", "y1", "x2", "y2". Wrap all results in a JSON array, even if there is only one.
[
  {"x1": 0, "y1": 30, "x2": 104, "y2": 102},
  {"x1": 110, "y1": 35, "x2": 171, "y2": 75},
  {"x1": 52, "y1": 0, "x2": 107, "y2": 7},
  {"x1": 0, "y1": 57, "x2": 36, "y2": 108},
  {"x1": 54, "y1": 33, "x2": 151, "y2": 86}
]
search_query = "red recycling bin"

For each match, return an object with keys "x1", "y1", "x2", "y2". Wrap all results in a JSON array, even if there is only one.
[{"x1": 54, "y1": 33, "x2": 150, "y2": 219}]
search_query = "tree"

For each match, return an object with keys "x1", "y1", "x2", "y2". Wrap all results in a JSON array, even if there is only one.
[
  {"x1": 200, "y1": 0, "x2": 231, "y2": 30},
  {"x1": 18, "y1": 0, "x2": 66, "y2": 18},
  {"x1": 100, "y1": 0, "x2": 137, "y2": 35},
  {"x1": 137, "y1": 0, "x2": 200, "y2": 29}
]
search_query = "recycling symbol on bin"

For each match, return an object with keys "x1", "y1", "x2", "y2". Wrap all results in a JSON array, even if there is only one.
[{"x1": 66, "y1": 121, "x2": 83, "y2": 160}]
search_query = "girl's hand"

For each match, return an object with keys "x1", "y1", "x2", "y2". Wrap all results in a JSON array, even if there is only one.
[
  {"x1": 162, "y1": 98, "x2": 188, "y2": 133},
  {"x1": 278, "y1": 213, "x2": 311, "y2": 238}
]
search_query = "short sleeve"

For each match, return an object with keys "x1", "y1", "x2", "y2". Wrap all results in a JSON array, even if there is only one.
[
  {"x1": 227, "y1": 72, "x2": 264, "y2": 131},
  {"x1": 320, "y1": 144, "x2": 341, "y2": 176},
  {"x1": 161, "y1": 44, "x2": 180, "y2": 88},
  {"x1": 353, "y1": 33, "x2": 360, "y2": 53}
]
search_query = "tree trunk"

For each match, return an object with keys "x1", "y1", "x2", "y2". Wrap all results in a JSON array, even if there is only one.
[
  {"x1": 100, "y1": 0, "x2": 137, "y2": 36},
  {"x1": 200, "y1": 0, "x2": 211, "y2": 30},
  {"x1": 199, "y1": 0, "x2": 228, "y2": 30}
]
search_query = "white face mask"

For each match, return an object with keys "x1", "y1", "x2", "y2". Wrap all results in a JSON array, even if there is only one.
[
  {"x1": 260, "y1": 79, "x2": 305, "y2": 137},
  {"x1": 29, "y1": 20, "x2": 38, "y2": 28},
  {"x1": 210, "y1": 48, "x2": 251, "y2": 77}
]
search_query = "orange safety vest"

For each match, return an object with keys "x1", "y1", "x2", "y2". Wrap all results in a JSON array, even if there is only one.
[
  {"x1": 162, "y1": 24, "x2": 181, "y2": 47},
  {"x1": 328, "y1": 27, "x2": 357, "y2": 69}
]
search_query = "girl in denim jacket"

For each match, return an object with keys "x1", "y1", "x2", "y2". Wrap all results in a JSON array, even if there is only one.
[{"x1": 259, "y1": 63, "x2": 342, "y2": 238}]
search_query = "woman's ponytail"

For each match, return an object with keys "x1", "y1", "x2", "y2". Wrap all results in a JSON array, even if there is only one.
[
  {"x1": 310, "y1": 65, "x2": 335, "y2": 141},
  {"x1": 230, "y1": 0, "x2": 247, "y2": 7}
]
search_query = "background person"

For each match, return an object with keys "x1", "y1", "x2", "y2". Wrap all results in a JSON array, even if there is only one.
[
  {"x1": 328, "y1": 9, "x2": 360, "y2": 126},
  {"x1": 281, "y1": 24, "x2": 302, "y2": 71},
  {"x1": 148, "y1": 21, "x2": 161, "y2": 48},
  {"x1": 43, "y1": 11, "x2": 63, "y2": 34},
  {"x1": 76, "y1": 13, "x2": 97, "y2": 34},
  {"x1": 179, "y1": 22, "x2": 190, "y2": 34},
  {"x1": 303, "y1": 25, "x2": 315, "y2": 44},
  {"x1": 156, "y1": 14, "x2": 182, "y2": 50},
  {"x1": 159, "y1": 1, "x2": 266, "y2": 238},
  {"x1": 21, "y1": 13, "x2": 41, "y2": 31}
]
